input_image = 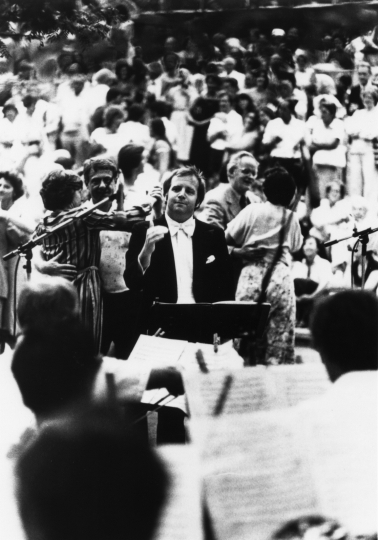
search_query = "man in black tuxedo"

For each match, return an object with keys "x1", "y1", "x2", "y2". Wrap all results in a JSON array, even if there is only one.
[{"x1": 125, "y1": 166, "x2": 235, "y2": 340}]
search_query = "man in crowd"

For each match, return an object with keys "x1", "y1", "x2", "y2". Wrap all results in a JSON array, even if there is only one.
[
  {"x1": 200, "y1": 150, "x2": 259, "y2": 230},
  {"x1": 125, "y1": 166, "x2": 234, "y2": 338},
  {"x1": 348, "y1": 62, "x2": 371, "y2": 114}
]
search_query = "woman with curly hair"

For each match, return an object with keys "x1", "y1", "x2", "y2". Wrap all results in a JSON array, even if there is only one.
[
  {"x1": 0, "y1": 172, "x2": 32, "y2": 335},
  {"x1": 33, "y1": 169, "x2": 147, "y2": 352}
]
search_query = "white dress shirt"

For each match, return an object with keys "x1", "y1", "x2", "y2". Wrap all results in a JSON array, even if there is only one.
[{"x1": 165, "y1": 213, "x2": 196, "y2": 304}]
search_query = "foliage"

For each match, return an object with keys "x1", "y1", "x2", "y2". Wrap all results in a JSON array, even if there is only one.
[{"x1": 0, "y1": 0, "x2": 124, "y2": 57}]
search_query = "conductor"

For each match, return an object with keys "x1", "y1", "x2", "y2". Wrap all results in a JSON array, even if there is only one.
[{"x1": 125, "y1": 166, "x2": 234, "y2": 337}]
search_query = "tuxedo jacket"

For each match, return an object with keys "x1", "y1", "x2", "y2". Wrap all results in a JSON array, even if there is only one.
[{"x1": 125, "y1": 216, "x2": 235, "y2": 308}]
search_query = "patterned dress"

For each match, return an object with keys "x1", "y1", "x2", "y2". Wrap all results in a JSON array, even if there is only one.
[
  {"x1": 227, "y1": 202, "x2": 303, "y2": 365},
  {"x1": 33, "y1": 206, "x2": 120, "y2": 353}
]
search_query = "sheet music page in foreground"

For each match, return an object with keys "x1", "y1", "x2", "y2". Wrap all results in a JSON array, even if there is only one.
[
  {"x1": 200, "y1": 410, "x2": 320, "y2": 540},
  {"x1": 271, "y1": 364, "x2": 331, "y2": 408},
  {"x1": 154, "y1": 445, "x2": 203, "y2": 540}
]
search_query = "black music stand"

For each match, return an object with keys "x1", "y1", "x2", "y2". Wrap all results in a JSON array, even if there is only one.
[{"x1": 148, "y1": 301, "x2": 270, "y2": 344}]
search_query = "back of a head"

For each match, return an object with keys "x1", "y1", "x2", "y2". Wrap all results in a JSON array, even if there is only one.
[
  {"x1": 16, "y1": 407, "x2": 169, "y2": 540},
  {"x1": 12, "y1": 323, "x2": 99, "y2": 417},
  {"x1": 18, "y1": 278, "x2": 79, "y2": 333},
  {"x1": 311, "y1": 290, "x2": 378, "y2": 376},
  {"x1": 263, "y1": 166, "x2": 296, "y2": 207}
]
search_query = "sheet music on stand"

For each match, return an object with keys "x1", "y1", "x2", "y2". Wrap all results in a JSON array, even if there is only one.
[
  {"x1": 153, "y1": 445, "x2": 203, "y2": 540},
  {"x1": 127, "y1": 335, "x2": 244, "y2": 412},
  {"x1": 183, "y1": 364, "x2": 331, "y2": 419}
]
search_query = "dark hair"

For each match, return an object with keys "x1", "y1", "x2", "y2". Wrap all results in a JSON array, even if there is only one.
[
  {"x1": 16, "y1": 406, "x2": 169, "y2": 540},
  {"x1": 263, "y1": 167, "x2": 296, "y2": 207},
  {"x1": 117, "y1": 144, "x2": 144, "y2": 176},
  {"x1": 2, "y1": 103, "x2": 18, "y2": 116},
  {"x1": 12, "y1": 323, "x2": 99, "y2": 416},
  {"x1": 253, "y1": 69, "x2": 269, "y2": 88},
  {"x1": 104, "y1": 105, "x2": 124, "y2": 128},
  {"x1": 320, "y1": 102, "x2": 337, "y2": 119},
  {"x1": 235, "y1": 93, "x2": 255, "y2": 116},
  {"x1": 163, "y1": 166, "x2": 206, "y2": 208},
  {"x1": 128, "y1": 103, "x2": 145, "y2": 122},
  {"x1": 150, "y1": 117, "x2": 166, "y2": 140},
  {"x1": 83, "y1": 158, "x2": 118, "y2": 186},
  {"x1": 150, "y1": 100, "x2": 168, "y2": 118},
  {"x1": 311, "y1": 291, "x2": 378, "y2": 373},
  {"x1": 222, "y1": 77, "x2": 239, "y2": 90},
  {"x1": 22, "y1": 94, "x2": 36, "y2": 108},
  {"x1": 18, "y1": 278, "x2": 79, "y2": 332},
  {"x1": 40, "y1": 170, "x2": 83, "y2": 211},
  {"x1": 0, "y1": 171, "x2": 24, "y2": 200},
  {"x1": 106, "y1": 87, "x2": 122, "y2": 103}
]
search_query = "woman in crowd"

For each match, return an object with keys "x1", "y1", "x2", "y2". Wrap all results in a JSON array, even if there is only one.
[
  {"x1": 246, "y1": 70, "x2": 273, "y2": 109},
  {"x1": 0, "y1": 172, "x2": 33, "y2": 334},
  {"x1": 346, "y1": 86, "x2": 378, "y2": 206},
  {"x1": 32, "y1": 169, "x2": 148, "y2": 352},
  {"x1": 310, "y1": 181, "x2": 351, "y2": 268},
  {"x1": 147, "y1": 118, "x2": 173, "y2": 181},
  {"x1": 225, "y1": 110, "x2": 262, "y2": 156},
  {"x1": 166, "y1": 68, "x2": 197, "y2": 163},
  {"x1": 307, "y1": 101, "x2": 346, "y2": 200},
  {"x1": 226, "y1": 167, "x2": 303, "y2": 365},
  {"x1": 90, "y1": 105, "x2": 125, "y2": 160},
  {"x1": 235, "y1": 92, "x2": 256, "y2": 123},
  {"x1": 292, "y1": 236, "x2": 333, "y2": 328}
]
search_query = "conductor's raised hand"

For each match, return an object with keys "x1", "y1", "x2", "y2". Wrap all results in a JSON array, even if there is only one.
[{"x1": 139, "y1": 223, "x2": 169, "y2": 269}]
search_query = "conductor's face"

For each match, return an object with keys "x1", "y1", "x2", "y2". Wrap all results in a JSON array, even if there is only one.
[{"x1": 166, "y1": 174, "x2": 198, "y2": 223}]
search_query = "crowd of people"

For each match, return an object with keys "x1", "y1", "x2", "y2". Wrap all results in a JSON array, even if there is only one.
[
  {"x1": 0, "y1": 19, "x2": 377, "y2": 540},
  {"x1": 1, "y1": 25, "x2": 378, "y2": 355}
]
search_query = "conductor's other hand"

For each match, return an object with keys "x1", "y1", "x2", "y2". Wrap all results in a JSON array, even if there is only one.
[
  {"x1": 142, "y1": 224, "x2": 168, "y2": 257},
  {"x1": 147, "y1": 367, "x2": 184, "y2": 396},
  {"x1": 38, "y1": 252, "x2": 77, "y2": 281}
]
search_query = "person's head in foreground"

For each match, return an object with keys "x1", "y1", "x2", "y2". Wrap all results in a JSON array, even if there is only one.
[
  {"x1": 15, "y1": 406, "x2": 169, "y2": 540},
  {"x1": 12, "y1": 320, "x2": 100, "y2": 419},
  {"x1": 17, "y1": 278, "x2": 80, "y2": 333},
  {"x1": 263, "y1": 167, "x2": 296, "y2": 208},
  {"x1": 310, "y1": 291, "x2": 378, "y2": 382},
  {"x1": 163, "y1": 166, "x2": 206, "y2": 222}
]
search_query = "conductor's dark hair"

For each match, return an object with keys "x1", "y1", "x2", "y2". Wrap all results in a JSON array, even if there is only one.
[
  {"x1": 12, "y1": 323, "x2": 100, "y2": 417},
  {"x1": 40, "y1": 170, "x2": 83, "y2": 211},
  {"x1": 0, "y1": 171, "x2": 24, "y2": 200},
  {"x1": 263, "y1": 167, "x2": 296, "y2": 207},
  {"x1": 311, "y1": 290, "x2": 378, "y2": 374},
  {"x1": 16, "y1": 407, "x2": 169, "y2": 540},
  {"x1": 163, "y1": 166, "x2": 206, "y2": 208}
]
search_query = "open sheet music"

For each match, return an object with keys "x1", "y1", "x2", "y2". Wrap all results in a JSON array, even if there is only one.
[
  {"x1": 153, "y1": 445, "x2": 203, "y2": 540},
  {"x1": 183, "y1": 363, "x2": 331, "y2": 418},
  {"x1": 197, "y1": 410, "x2": 320, "y2": 540}
]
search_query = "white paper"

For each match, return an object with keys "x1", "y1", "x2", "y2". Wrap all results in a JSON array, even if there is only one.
[
  {"x1": 128, "y1": 335, "x2": 188, "y2": 367},
  {"x1": 153, "y1": 445, "x2": 203, "y2": 540},
  {"x1": 200, "y1": 410, "x2": 320, "y2": 540}
]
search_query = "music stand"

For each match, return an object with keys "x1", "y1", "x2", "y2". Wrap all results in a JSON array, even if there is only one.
[{"x1": 148, "y1": 301, "x2": 270, "y2": 344}]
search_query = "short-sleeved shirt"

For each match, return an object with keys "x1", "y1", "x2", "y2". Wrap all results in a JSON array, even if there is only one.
[
  {"x1": 226, "y1": 202, "x2": 303, "y2": 266},
  {"x1": 262, "y1": 117, "x2": 306, "y2": 159}
]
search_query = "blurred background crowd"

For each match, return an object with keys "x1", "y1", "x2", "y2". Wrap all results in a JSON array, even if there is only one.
[{"x1": 2, "y1": 3, "x2": 378, "y2": 337}]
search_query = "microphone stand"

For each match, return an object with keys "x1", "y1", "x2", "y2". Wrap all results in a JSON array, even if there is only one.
[{"x1": 324, "y1": 225, "x2": 378, "y2": 289}]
